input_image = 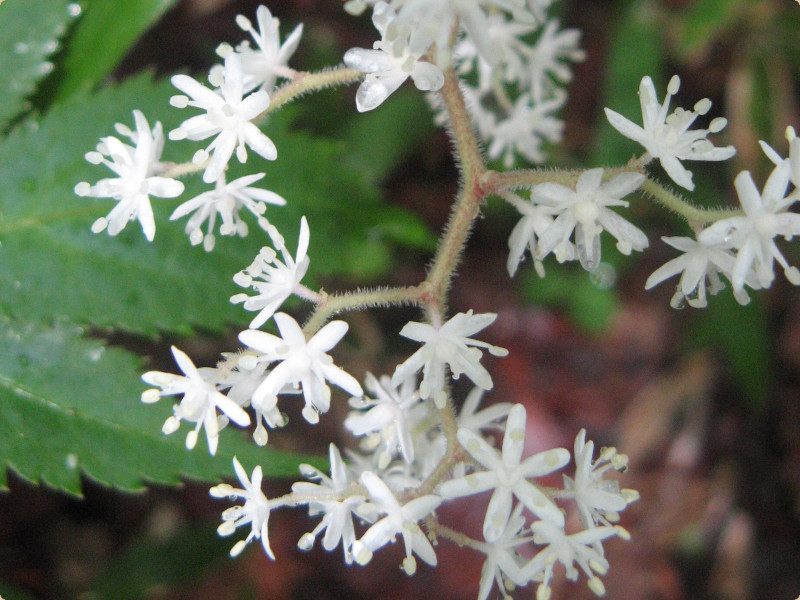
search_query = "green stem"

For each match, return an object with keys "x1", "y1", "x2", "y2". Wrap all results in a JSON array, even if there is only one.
[
  {"x1": 302, "y1": 285, "x2": 425, "y2": 336},
  {"x1": 259, "y1": 66, "x2": 364, "y2": 119},
  {"x1": 639, "y1": 177, "x2": 740, "y2": 224},
  {"x1": 425, "y1": 68, "x2": 487, "y2": 306}
]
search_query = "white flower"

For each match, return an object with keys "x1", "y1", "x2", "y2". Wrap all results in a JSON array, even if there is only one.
[
  {"x1": 760, "y1": 126, "x2": 800, "y2": 189},
  {"x1": 351, "y1": 470, "x2": 442, "y2": 575},
  {"x1": 477, "y1": 503, "x2": 532, "y2": 600},
  {"x1": 391, "y1": 310, "x2": 508, "y2": 408},
  {"x1": 292, "y1": 444, "x2": 364, "y2": 564},
  {"x1": 169, "y1": 53, "x2": 277, "y2": 183},
  {"x1": 699, "y1": 163, "x2": 800, "y2": 291},
  {"x1": 520, "y1": 521, "x2": 622, "y2": 600},
  {"x1": 645, "y1": 235, "x2": 754, "y2": 308},
  {"x1": 141, "y1": 346, "x2": 250, "y2": 455},
  {"x1": 215, "y1": 353, "x2": 288, "y2": 446},
  {"x1": 439, "y1": 404, "x2": 570, "y2": 543},
  {"x1": 534, "y1": 168, "x2": 647, "y2": 271},
  {"x1": 527, "y1": 19, "x2": 585, "y2": 102},
  {"x1": 231, "y1": 217, "x2": 311, "y2": 329},
  {"x1": 75, "y1": 110, "x2": 184, "y2": 241},
  {"x1": 487, "y1": 91, "x2": 566, "y2": 167},
  {"x1": 238, "y1": 312, "x2": 364, "y2": 424},
  {"x1": 345, "y1": 372, "x2": 421, "y2": 467},
  {"x1": 604, "y1": 75, "x2": 735, "y2": 191},
  {"x1": 169, "y1": 172, "x2": 286, "y2": 251},
  {"x1": 563, "y1": 429, "x2": 637, "y2": 531},
  {"x1": 506, "y1": 191, "x2": 558, "y2": 277},
  {"x1": 218, "y1": 5, "x2": 303, "y2": 94},
  {"x1": 457, "y1": 386, "x2": 513, "y2": 435},
  {"x1": 343, "y1": 2, "x2": 443, "y2": 112},
  {"x1": 210, "y1": 457, "x2": 274, "y2": 558}
]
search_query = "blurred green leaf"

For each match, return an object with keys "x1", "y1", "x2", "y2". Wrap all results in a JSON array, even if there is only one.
[
  {"x1": 673, "y1": 0, "x2": 745, "y2": 62},
  {"x1": 521, "y1": 266, "x2": 618, "y2": 334},
  {"x1": 89, "y1": 523, "x2": 229, "y2": 600},
  {"x1": 0, "y1": 0, "x2": 76, "y2": 130},
  {"x1": 593, "y1": 0, "x2": 664, "y2": 166},
  {"x1": 50, "y1": 0, "x2": 179, "y2": 104},
  {"x1": 0, "y1": 580, "x2": 39, "y2": 600},
  {"x1": 692, "y1": 290, "x2": 769, "y2": 407},
  {"x1": 0, "y1": 317, "x2": 322, "y2": 496},
  {"x1": 342, "y1": 89, "x2": 436, "y2": 187}
]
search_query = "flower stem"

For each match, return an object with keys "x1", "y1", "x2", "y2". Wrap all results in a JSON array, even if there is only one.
[
  {"x1": 302, "y1": 284, "x2": 425, "y2": 336},
  {"x1": 639, "y1": 177, "x2": 741, "y2": 223},
  {"x1": 260, "y1": 66, "x2": 364, "y2": 119}
]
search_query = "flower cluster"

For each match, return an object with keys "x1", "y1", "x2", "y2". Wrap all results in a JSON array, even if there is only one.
[
  {"x1": 75, "y1": 0, "x2": 800, "y2": 597},
  {"x1": 645, "y1": 129, "x2": 800, "y2": 307}
]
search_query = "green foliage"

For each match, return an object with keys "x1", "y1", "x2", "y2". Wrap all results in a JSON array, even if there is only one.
[
  {"x1": 0, "y1": 318, "x2": 323, "y2": 496},
  {"x1": 0, "y1": 0, "x2": 76, "y2": 130},
  {"x1": 673, "y1": 0, "x2": 745, "y2": 62},
  {"x1": 89, "y1": 523, "x2": 230, "y2": 600},
  {"x1": 693, "y1": 292, "x2": 769, "y2": 407},
  {"x1": 521, "y1": 266, "x2": 618, "y2": 335},
  {"x1": 50, "y1": 0, "x2": 180, "y2": 104},
  {"x1": 592, "y1": 0, "x2": 663, "y2": 167}
]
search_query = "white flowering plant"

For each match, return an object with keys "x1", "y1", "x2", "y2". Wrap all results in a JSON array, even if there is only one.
[{"x1": 1, "y1": 0, "x2": 800, "y2": 598}]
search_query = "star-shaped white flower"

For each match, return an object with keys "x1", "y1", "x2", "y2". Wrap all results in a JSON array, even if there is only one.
[
  {"x1": 170, "y1": 172, "x2": 286, "y2": 251},
  {"x1": 215, "y1": 352, "x2": 288, "y2": 446},
  {"x1": 75, "y1": 110, "x2": 184, "y2": 241},
  {"x1": 506, "y1": 191, "x2": 558, "y2": 277},
  {"x1": 439, "y1": 403, "x2": 570, "y2": 543},
  {"x1": 534, "y1": 167, "x2": 647, "y2": 271},
  {"x1": 351, "y1": 470, "x2": 442, "y2": 575},
  {"x1": 210, "y1": 457, "x2": 274, "y2": 558},
  {"x1": 218, "y1": 5, "x2": 303, "y2": 94},
  {"x1": 343, "y1": 2, "x2": 443, "y2": 112},
  {"x1": 526, "y1": 19, "x2": 585, "y2": 102},
  {"x1": 477, "y1": 503, "x2": 532, "y2": 600},
  {"x1": 520, "y1": 521, "x2": 621, "y2": 600},
  {"x1": 760, "y1": 126, "x2": 800, "y2": 189},
  {"x1": 292, "y1": 444, "x2": 365, "y2": 564},
  {"x1": 169, "y1": 53, "x2": 277, "y2": 183},
  {"x1": 238, "y1": 312, "x2": 364, "y2": 424},
  {"x1": 391, "y1": 310, "x2": 508, "y2": 408},
  {"x1": 604, "y1": 75, "x2": 735, "y2": 190},
  {"x1": 141, "y1": 346, "x2": 251, "y2": 455},
  {"x1": 231, "y1": 217, "x2": 311, "y2": 329},
  {"x1": 645, "y1": 235, "x2": 755, "y2": 308},
  {"x1": 699, "y1": 163, "x2": 800, "y2": 291},
  {"x1": 345, "y1": 372, "x2": 421, "y2": 467},
  {"x1": 487, "y1": 91, "x2": 566, "y2": 167},
  {"x1": 563, "y1": 429, "x2": 637, "y2": 531}
]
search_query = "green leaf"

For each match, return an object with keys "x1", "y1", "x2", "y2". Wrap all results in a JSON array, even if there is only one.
[
  {"x1": 692, "y1": 291, "x2": 769, "y2": 408},
  {"x1": 50, "y1": 0, "x2": 179, "y2": 104},
  {"x1": 592, "y1": 0, "x2": 664, "y2": 166},
  {"x1": 674, "y1": 0, "x2": 745, "y2": 62},
  {"x1": 88, "y1": 523, "x2": 230, "y2": 600},
  {"x1": 521, "y1": 266, "x2": 618, "y2": 334},
  {"x1": 0, "y1": 317, "x2": 321, "y2": 496},
  {"x1": 0, "y1": 0, "x2": 78, "y2": 130},
  {"x1": 342, "y1": 89, "x2": 436, "y2": 186},
  {"x1": 0, "y1": 74, "x2": 431, "y2": 335}
]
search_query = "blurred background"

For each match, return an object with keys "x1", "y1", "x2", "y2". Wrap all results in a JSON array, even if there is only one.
[{"x1": 2, "y1": 0, "x2": 800, "y2": 599}]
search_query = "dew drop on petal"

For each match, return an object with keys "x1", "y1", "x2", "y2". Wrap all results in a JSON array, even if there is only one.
[
  {"x1": 67, "y1": 3, "x2": 82, "y2": 17},
  {"x1": 65, "y1": 453, "x2": 79, "y2": 470},
  {"x1": 589, "y1": 263, "x2": 616, "y2": 289}
]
